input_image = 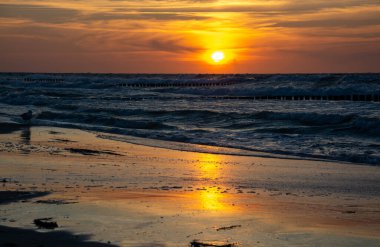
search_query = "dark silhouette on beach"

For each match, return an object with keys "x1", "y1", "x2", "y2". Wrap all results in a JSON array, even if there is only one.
[
  {"x1": 20, "y1": 126, "x2": 31, "y2": 145},
  {"x1": 20, "y1": 110, "x2": 33, "y2": 125}
]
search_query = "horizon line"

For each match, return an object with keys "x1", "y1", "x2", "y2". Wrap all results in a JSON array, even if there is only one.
[{"x1": 1, "y1": 71, "x2": 379, "y2": 75}]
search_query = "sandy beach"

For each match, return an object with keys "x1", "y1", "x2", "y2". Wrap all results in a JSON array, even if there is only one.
[{"x1": 1, "y1": 126, "x2": 380, "y2": 247}]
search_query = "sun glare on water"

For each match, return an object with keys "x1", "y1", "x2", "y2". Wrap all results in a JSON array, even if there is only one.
[{"x1": 211, "y1": 51, "x2": 225, "y2": 63}]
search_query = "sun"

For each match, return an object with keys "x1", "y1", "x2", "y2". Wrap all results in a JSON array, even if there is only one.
[{"x1": 211, "y1": 51, "x2": 225, "y2": 63}]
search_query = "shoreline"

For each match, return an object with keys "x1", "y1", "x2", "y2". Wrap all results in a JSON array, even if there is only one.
[
  {"x1": 1, "y1": 126, "x2": 380, "y2": 246},
  {"x1": 0, "y1": 121, "x2": 376, "y2": 167}
]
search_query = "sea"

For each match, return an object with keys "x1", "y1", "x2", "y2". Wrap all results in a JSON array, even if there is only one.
[{"x1": 0, "y1": 73, "x2": 379, "y2": 165}]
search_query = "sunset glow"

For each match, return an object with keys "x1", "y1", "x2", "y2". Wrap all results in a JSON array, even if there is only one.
[
  {"x1": 0, "y1": 0, "x2": 379, "y2": 73},
  {"x1": 0, "y1": 2, "x2": 379, "y2": 245}
]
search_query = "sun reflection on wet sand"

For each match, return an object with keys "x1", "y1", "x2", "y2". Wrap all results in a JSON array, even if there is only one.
[
  {"x1": 198, "y1": 187, "x2": 226, "y2": 211},
  {"x1": 197, "y1": 153, "x2": 221, "y2": 180},
  {"x1": 193, "y1": 153, "x2": 235, "y2": 212}
]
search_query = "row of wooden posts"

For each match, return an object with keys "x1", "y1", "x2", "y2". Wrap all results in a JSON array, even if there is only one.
[
  {"x1": 20, "y1": 79, "x2": 379, "y2": 102},
  {"x1": 24, "y1": 78, "x2": 65, "y2": 82},
  {"x1": 113, "y1": 95, "x2": 380, "y2": 102},
  {"x1": 119, "y1": 82, "x2": 237, "y2": 88}
]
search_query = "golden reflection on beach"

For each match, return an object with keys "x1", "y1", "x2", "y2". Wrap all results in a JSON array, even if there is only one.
[
  {"x1": 198, "y1": 187, "x2": 226, "y2": 211},
  {"x1": 197, "y1": 153, "x2": 221, "y2": 180},
  {"x1": 193, "y1": 153, "x2": 234, "y2": 212}
]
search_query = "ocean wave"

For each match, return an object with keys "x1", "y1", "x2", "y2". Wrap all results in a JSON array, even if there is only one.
[
  {"x1": 253, "y1": 111, "x2": 355, "y2": 125},
  {"x1": 5, "y1": 109, "x2": 379, "y2": 166},
  {"x1": 2, "y1": 73, "x2": 379, "y2": 94},
  {"x1": 1, "y1": 73, "x2": 379, "y2": 166},
  {"x1": 30, "y1": 107, "x2": 380, "y2": 138},
  {"x1": 36, "y1": 111, "x2": 176, "y2": 130}
]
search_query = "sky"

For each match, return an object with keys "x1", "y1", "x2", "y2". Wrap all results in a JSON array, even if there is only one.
[{"x1": 0, "y1": 0, "x2": 379, "y2": 73}]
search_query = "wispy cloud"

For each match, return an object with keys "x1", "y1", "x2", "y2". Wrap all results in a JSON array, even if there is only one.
[
  {"x1": 86, "y1": 12, "x2": 209, "y2": 21},
  {"x1": 0, "y1": 4, "x2": 80, "y2": 23}
]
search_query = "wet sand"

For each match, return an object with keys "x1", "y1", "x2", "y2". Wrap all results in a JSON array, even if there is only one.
[{"x1": 0, "y1": 126, "x2": 379, "y2": 246}]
